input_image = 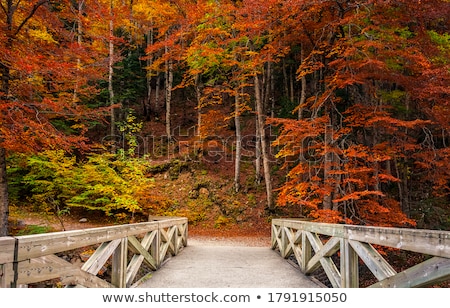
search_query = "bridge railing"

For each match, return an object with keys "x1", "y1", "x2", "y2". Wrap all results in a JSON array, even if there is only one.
[
  {"x1": 0, "y1": 216, "x2": 187, "y2": 288},
  {"x1": 271, "y1": 218, "x2": 450, "y2": 288}
]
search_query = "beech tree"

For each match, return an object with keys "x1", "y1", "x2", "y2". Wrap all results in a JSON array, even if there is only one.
[
  {"x1": 2, "y1": 0, "x2": 448, "y2": 231},
  {"x1": 0, "y1": 0, "x2": 108, "y2": 235},
  {"x1": 271, "y1": 0, "x2": 450, "y2": 225},
  {"x1": 136, "y1": 0, "x2": 189, "y2": 141}
]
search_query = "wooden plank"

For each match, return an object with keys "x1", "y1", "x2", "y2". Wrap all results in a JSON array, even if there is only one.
[
  {"x1": 171, "y1": 225, "x2": 179, "y2": 255},
  {"x1": 127, "y1": 235, "x2": 157, "y2": 270},
  {"x1": 81, "y1": 239, "x2": 121, "y2": 275},
  {"x1": 15, "y1": 221, "x2": 161, "y2": 261},
  {"x1": 126, "y1": 254, "x2": 146, "y2": 286},
  {"x1": 0, "y1": 237, "x2": 16, "y2": 288},
  {"x1": 16, "y1": 254, "x2": 84, "y2": 285},
  {"x1": 125, "y1": 230, "x2": 160, "y2": 285},
  {"x1": 150, "y1": 228, "x2": 160, "y2": 269},
  {"x1": 341, "y1": 239, "x2": 359, "y2": 288},
  {"x1": 271, "y1": 224, "x2": 280, "y2": 250},
  {"x1": 300, "y1": 231, "x2": 312, "y2": 273},
  {"x1": 290, "y1": 230, "x2": 303, "y2": 266},
  {"x1": 62, "y1": 268, "x2": 114, "y2": 288},
  {"x1": 141, "y1": 230, "x2": 158, "y2": 251},
  {"x1": 369, "y1": 257, "x2": 450, "y2": 288},
  {"x1": 17, "y1": 254, "x2": 113, "y2": 288},
  {"x1": 305, "y1": 236, "x2": 340, "y2": 274},
  {"x1": 157, "y1": 217, "x2": 188, "y2": 229},
  {"x1": 273, "y1": 220, "x2": 450, "y2": 258},
  {"x1": 179, "y1": 222, "x2": 188, "y2": 247},
  {"x1": 111, "y1": 238, "x2": 127, "y2": 288},
  {"x1": 319, "y1": 257, "x2": 342, "y2": 288},
  {"x1": 281, "y1": 227, "x2": 293, "y2": 258},
  {"x1": 304, "y1": 232, "x2": 341, "y2": 287},
  {"x1": 349, "y1": 240, "x2": 396, "y2": 281},
  {"x1": 275, "y1": 219, "x2": 345, "y2": 237},
  {"x1": 346, "y1": 225, "x2": 450, "y2": 258},
  {"x1": 0, "y1": 263, "x2": 14, "y2": 288},
  {"x1": 161, "y1": 226, "x2": 176, "y2": 256},
  {"x1": 176, "y1": 223, "x2": 187, "y2": 252},
  {"x1": 0, "y1": 237, "x2": 16, "y2": 264},
  {"x1": 159, "y1": 242, "x2": 170, "y2": 263}
]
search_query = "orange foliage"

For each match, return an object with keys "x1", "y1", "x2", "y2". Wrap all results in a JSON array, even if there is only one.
[
  {"x1": 270, "y1": 0, "x2": 449, "y2": 227},
  {"x1": 0, "y1": 0, "x2": 109, "y2": 154}
]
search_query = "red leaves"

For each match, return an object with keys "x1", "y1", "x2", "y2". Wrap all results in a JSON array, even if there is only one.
[
  {"x1": 0, "y1": 0, "x2": 109, "y2": 155},
  {"x1": 270, "y1": 0, "x2": 450, "y2": 227}
]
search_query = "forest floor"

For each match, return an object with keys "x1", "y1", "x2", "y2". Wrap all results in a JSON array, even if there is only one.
[{"x1": 8, "y1": 206, "x2": 272, "y2": 247}]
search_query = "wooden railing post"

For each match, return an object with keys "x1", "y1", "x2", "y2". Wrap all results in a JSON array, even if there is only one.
[
  {"x1": 151, "y1": 225, "x2": 161, "y2": 269},
  {"x1": 172, "y1": 225, "x2": 179, "y2": 255},
  {"x1": 280, "y1": 226, "x2": 288, "y2": 258},
  {"x1": 112, "y1": 238, "x2": 128, "y2": 288},
  {"x1": 301, "y1": 231, "x2": 312, "y2": 273},
  {"x1": 0, "y1": 237, "x2": 16, "y2": 288},
  {"x1": 182, "y1": 220, "x2": 188, "y2": 247},
  {"x1": 341, "y1": 238, "x2": 359, "y2": 288}
]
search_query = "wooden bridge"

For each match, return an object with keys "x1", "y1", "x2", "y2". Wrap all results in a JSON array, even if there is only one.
[{"x1": 0, "y1": 217, "x2": 449, "y2": 288}]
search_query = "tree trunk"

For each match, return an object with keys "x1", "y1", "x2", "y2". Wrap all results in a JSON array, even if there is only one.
[
  {"x1": 298, "y1": 47, "x2": 307, "y2": 120},
  {"x1": 155, "y1": 74, "x2": 161, "y2": 116},
  {"x1": 298, "y1": 74, "x2": 306, "y2": 119},
  {"x1": 255, "y1": 74, "x2": 274, "y2": 210},
  {"x1": 0, "y1": 148, "x2": 9, "y2": 236},
  {"x1": 0, "y1": 65, "x2": 9, "y2": 236},
  {"x1": 195, "y1": 74, "x2": 202, "y2": 137},
  {"x1": 323, "y1": 124, "x2": 334, "y2": 211},
  {"x1": 255, "y1": 116, "x2": 262, "y2": 185},
  {"x1": 282, "y1": 58, "x2": 289, "y2": 98},
  {"x1": 109, "y1": 0, "x2": 115, "y2": 140},
  {"x1": 164, "y1": 45, "x2": 173, "y2": 140},
  {"x1": 289, "y1": 65, "x2": 295, "y2": 103},
  {"x1": 0, "y1": 0, "x2": 49, "y2": 236},
  {"x1": 234, "y1": 92, "x2": 242, "y2": 192},
  {"x1": 0, "y1": 2, "x2": 12, "y2": 236},
  {"x1": 145, "y1": 29, "x2": 153, "y2": 120},
  {"x1": 73, "y1": 1, "x2": 83, "y2": 102},
  {"x1": 264, "y1": 62, "x2": 272, "y2": 111}
]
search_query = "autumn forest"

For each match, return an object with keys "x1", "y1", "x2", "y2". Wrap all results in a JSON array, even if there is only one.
[{"x1": 1, "y1": 0, "x2": 449, "y2": 237}]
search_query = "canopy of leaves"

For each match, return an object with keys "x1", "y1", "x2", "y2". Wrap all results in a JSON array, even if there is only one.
[{"x1": 3, "y1": 0, "x2": 449, "y2": 229}]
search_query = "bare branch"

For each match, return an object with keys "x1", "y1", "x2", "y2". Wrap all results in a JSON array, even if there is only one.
[{"x1": 14, "y1": 0, "x2": 49, "y2": 36}]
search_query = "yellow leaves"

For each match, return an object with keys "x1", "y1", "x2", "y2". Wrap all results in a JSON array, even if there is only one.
[
  {"x1": 91, "y1": 39, "x2": 108, "y2": 54},
  {"x1": 28, "y1": 27, "x2": 57, "y2": 44},
  {"x1": 133, "y1": 0, "x2": 179, "y2": 28}
]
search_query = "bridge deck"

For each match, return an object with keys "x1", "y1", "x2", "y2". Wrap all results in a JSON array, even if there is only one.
[{"x1": 138, "y1": 238, "x2": 320, "y2": 288}]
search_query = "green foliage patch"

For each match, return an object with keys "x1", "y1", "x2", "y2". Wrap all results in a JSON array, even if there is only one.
[{"x1": 8, "y1": 150, "x2": 153, "y2": 220}]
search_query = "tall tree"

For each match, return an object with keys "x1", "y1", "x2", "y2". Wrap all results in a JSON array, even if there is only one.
[
  {"x1": 0, "y1": 0, "x2": 108, "y2": 235},
  {"x1": 108, "y1": 0, "x2": 116, "y2": 138},
  {"x1": 271, "y1": 0, "x2": 450, "y2": 225}
]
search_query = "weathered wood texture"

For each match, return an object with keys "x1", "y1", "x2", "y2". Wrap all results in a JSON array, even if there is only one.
[
  {"x1": 271, "y1": 219, "x2": 450, "y2": 288},
  {"x1": 0, "y1": 217, "x2": 187, "y2": 288}
]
